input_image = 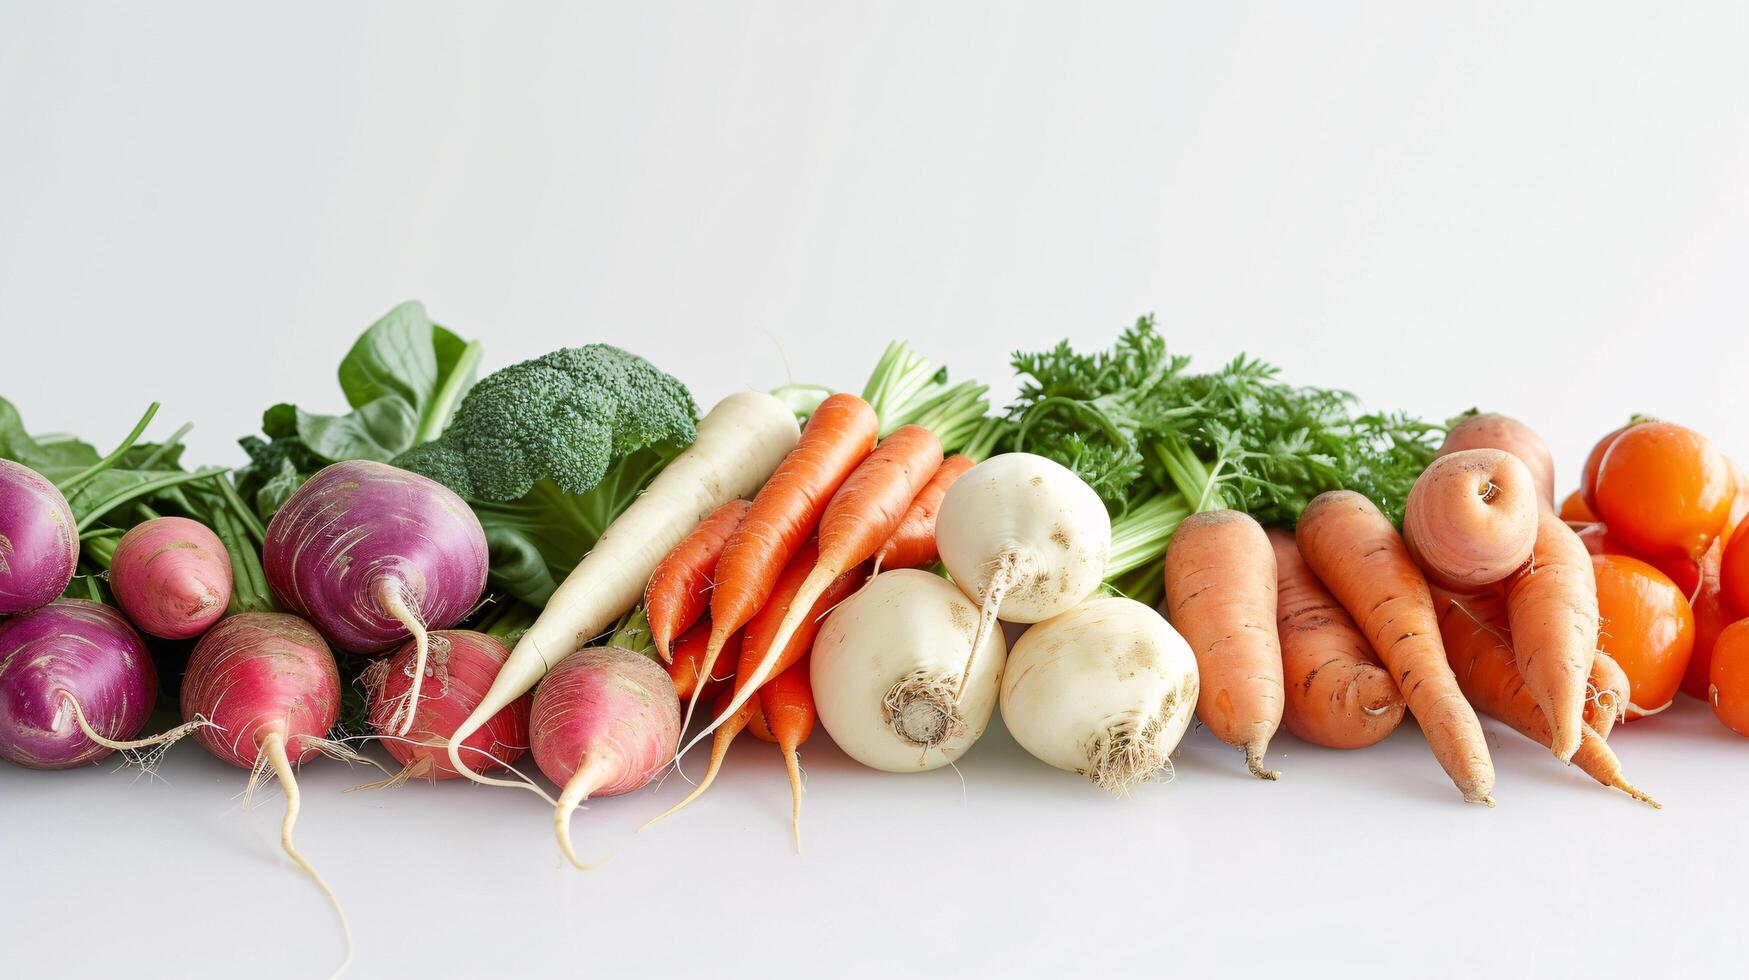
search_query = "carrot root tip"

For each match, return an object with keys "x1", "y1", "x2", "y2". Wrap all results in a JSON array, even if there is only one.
[
  {"x1": 1243, "y1": 744, "x2": 1280, "y2": 782},
  {"x1": 1610, "y1": 775, "x2": 1662, "y2": 809}
]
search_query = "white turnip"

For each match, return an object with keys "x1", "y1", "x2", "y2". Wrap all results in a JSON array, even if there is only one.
[
  {"x1": 810, "y1": 569, "x2": 1006, "y2": 771},
  {"x1": 1000, "y1": 597, "x2": 1199, "y2": 795}
]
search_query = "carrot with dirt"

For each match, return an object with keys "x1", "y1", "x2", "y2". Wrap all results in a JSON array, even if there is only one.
[
  {"x1": 1501, "y1": 508, "x2": 1598, "y2": 761},
  {"x1": 1435, "y1": 588, "x2": 1656, "y2": 807},
  {"x1": 684, "y1": 423, "x2": 938, "y2": 756},
  {"x1": 1403, "y1": 449, "x2": 1539, "y2": 591},
  {"x1": 1296, "y1": 490, "x2": 1495, "y2": 805},
  {"x1": 642, "y1": 687, "x2": 759, "y2": 828},
  {"x1": 758, "y1": 659, "x2": 817, "y2": 853},
  {"x1": 871, "y1": 454, "x2": 974, "y2": 572},
  {"x1": 666, "y1": 618, "x2": 739, "y2": 704},
  {"x1": 1267, "y1": 528, "x2": 1405, "y2": 749},
  {"x1": 1164, "y1": 510, "x2": 1284, "y2": 779},
  {"x1": 646, "y1": 499, "x2": 752, "y2": 660},
  {"x1": 682, "y1": 393, "x2": 880, "y2": 739}
]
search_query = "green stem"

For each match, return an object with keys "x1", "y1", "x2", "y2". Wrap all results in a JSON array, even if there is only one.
[
  {"x1": 415, "y1": 340, "x2": 484, "y2": 443},
  {"x1": 74, "y1": 468, "x2": 227, "y2": 533},
  {"x1": 214, "y1": 474, "x2": 267, "y2": 543},
  {"x1": 133, "y1": 422, "x2": 192, "y2": 469},
  {"x1": 59, "y1": 402, "x2": 160, "y2": 495}
]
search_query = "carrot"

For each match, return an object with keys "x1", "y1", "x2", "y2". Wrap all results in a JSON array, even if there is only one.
[
  {"x1": 1403, "y1": 449, "x2": 1538, "y2": 591},
  {"x1": 641, "y1": 687, "x2": 758, "y2": 829},
  {"x1": 1435, "y1": 588, "x2": 1656, "y2": 807},
  {"x1": 759, "y1": 659, "x2": 817, "y2": 854},
  {"x1": 646, "y1": 499, "x2": 751, "y2": 660},
  {"x1": 666, "y1": 618, "x2": 739, "y2": 704},
  {"x1": 682, "y1": 393, "x2": 879, "y2": 739},
  {"x1": 1266, "y1": 528, "x2": 1405, "y2": 749},
  {"x1": 733, "y1": 539, "x2": 868, "y2": 704},
  {"x1": 1164, "y1": 510, "x2": 1284, "y2": 779},
  {"x1": 1439, "y1": 413, "x2": 1556, "y2": 510},
  {"x1": 685, "y1": 423, "x2": 938, "y2": 756},
  {"x1": 1296, "y1": 491, "x2": 1495, "y2": 804},
  {"x1": 1501, "y1": 508, "x2": 1598, "y2": 763},
  {"x1": 871, "y1": 454, "x2": 975, "y2": 571}
]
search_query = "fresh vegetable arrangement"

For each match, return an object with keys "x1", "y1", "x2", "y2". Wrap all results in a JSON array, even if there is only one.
[{"x1": 7, "y1": 301, "x2": 1749, "y2": 972}]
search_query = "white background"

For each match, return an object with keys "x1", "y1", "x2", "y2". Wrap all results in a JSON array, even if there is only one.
[{"x1": 2, "y1": 3, "x2": 1745, "y2": 978}]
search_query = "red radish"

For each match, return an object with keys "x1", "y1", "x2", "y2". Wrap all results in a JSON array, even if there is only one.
[
  {"x1": 362, "y1": 630, "x2": 531, "y2": 782},
  {"x1": 0, "y1": 458, "x2": 79, "y2": 614},
  {"x1": 264, "y1": 460, "x2": 488, "y2": 736},
  {"x1": 530, "y1": 647, "x2": 681, "y2": 869},
  {"x1": 0, "y1": 599, "x2": 167, "y2": 769},
  {"x1": 181, "y1": 612, "x2": 351, "y2": 967},
  {"x1": 109, "y1": 516, "x2": 233, "y2": 639}
]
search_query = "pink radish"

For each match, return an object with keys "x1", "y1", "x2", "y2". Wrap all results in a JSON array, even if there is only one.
[
  {"x1": 181, "y1": 612, "x2": 351, "y2": 968},
  {"x1": 0, "y1": 598, "x2": 172, "y2": 769},
  {"x1": 0, "y1": 458, "x2": 79, "y2": 614},
  {"x1": 264, "y1": 459, "x2": 488, "y2": 737},
  {"x1": 109, "y1": 516, "x2": 232, "y2": 638},
  {"x1": 530, "y1": 647, "x2": 680, "y2": 868},
  {"x1": 362, "y1": 629, "x2": 531, "y2": 783}
]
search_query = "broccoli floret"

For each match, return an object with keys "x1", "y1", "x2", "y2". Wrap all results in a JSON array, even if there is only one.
[{"x1": 395, "y1": 345, "x2": 698, "y2": 502}]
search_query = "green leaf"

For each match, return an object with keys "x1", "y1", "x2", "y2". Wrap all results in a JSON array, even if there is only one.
[{"x1": 0, "y1": 396, "x2": 101, "y2": 471}]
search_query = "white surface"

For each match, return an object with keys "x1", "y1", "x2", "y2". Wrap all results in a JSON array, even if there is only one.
[{"x1": 2, "y1": 3, "x2": 1746, "y2": 978}]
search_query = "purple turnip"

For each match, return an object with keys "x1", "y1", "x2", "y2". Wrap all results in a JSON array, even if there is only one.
[
  {"x1": 263, "y1": 460, "x2": 488, "y2": 736},
  {"x1": 0, "y1": 459, "x2": 79, "y2": 615},
  {"x1": 0, "y1": 599, "x2": 156, "y2": 769}
]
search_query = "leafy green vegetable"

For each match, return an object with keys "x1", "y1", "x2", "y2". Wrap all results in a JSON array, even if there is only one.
[
  {"x1": 394, "y1": 345, "x2": 697, "y2": 502},
  {"x1": 232, "y1": 301, "x2": 481, "y2": 516}
]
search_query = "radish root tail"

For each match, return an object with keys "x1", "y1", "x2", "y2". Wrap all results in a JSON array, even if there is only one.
[
  {"x1": 63, "y1": 692, "x2": 211, "y2": 771},
  {"x1": 379, "y1": 581, "x2": 429, "y2": 738},
  {"x1": 261, "y1": 731, "x2": 354, "y2": 977},
  {"x1": 554, "y1": 755, "x2": 609, "y2": 870}
]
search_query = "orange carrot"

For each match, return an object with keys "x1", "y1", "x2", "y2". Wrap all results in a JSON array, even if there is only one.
[
  {"x1": 666, "y1": 618, "x2": 739, "y2": 704},
  {"x1": 641, "y1": 687, "x2": 757, "y2": 828},
  {"x1": 1267, "y1": 528, "x2": 1406, "y2": 750},
  {"x1": 687, "y1": 423, "x2": 938, "y2": 753},
  {"x1": 1501, "y1": 508, "x2": 1598, "y2": 763},
  {"x1": 734, "y1": 540, "x2": 868, "y2": 702},
  {"x1": 1402, "y1": 449, "x2": 1538, "y2": 591},
  {"x1": 1296, "y1": 491, "x2": 1495, "y2": 804},
  {"x1": 1435, "y1": 588, "x2": 1656, "y2": 807},
  {"x1": 759, "y1": 659, "x2": 817, "y2": 854},
  {"x1": 871, "y1": 454, "x2": 975, "y2": 571},
  {"x1": 1588, "y1": 651, "x2": 1630, "y2": 738},
  {"x1": 684, "y1": 393, "x2": 879, "y2": 738},
  {"x1": 1439, "y1": 413, "x2": 1557, "y2": 510},
  {"x1": 646, "y1": 499, "x2": 751, "y2": 660},
  {"x1": 1164, "y1": 510, "x2": 1284, "y2": 778}
]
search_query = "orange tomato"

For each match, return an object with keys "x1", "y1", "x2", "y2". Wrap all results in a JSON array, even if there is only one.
[
  {"x1": 1682, "y1": 541, "x2": 1733, "y2": 700},
  {"x1": 1593, "y1": 554, "x2": 1695, "y2": 721},
  {"x1": 1710, "y1": 619, "x2": 1749, "y2": 737},
  {"x1": 1593, "y1": 422, "x2": 1734, "y2": 562},
  {"x1": 1558, "y1": 491, "x2": 1596, "y2": 524},
  {"x1": 1575, "y1": 522, "x2": 1700, "y2": 598},
  {"x1": 1578, "y1": 424, "x2": 1630, "y2": 515}
]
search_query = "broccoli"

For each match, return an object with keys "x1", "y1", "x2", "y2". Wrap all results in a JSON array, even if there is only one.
[{"x1": 394, "y1": 345, "x2": 698, "y2": 502}]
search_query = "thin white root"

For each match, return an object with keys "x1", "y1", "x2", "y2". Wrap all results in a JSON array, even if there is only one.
[
  {"x1": 643, "y1": 718, "x2": 743, "y2": 831},
  {"x1": 954, "y1": 555, "x2": 1013, "y2": 703},
  {"x1": 63, "y1": 692, "x2": 211, "y2": 773},
  {"x1": 261, "y1": 731, "x2": 354, "y2": 978},
  {"x1": 343, "y1": 755, "x2": 434, "y2": 793},
  {"x1": 1090, "y1": 720, "x2": 1169, "y2": 797},
  {"x1": 673, "y1": 630, "x2": 730, "y2": 767},
  {"x1": 554, "y1": 754, "x2": 610, "y2": 871},
  {"x1": 378, "y1": 580, "x2": 429, "y2": 738}
]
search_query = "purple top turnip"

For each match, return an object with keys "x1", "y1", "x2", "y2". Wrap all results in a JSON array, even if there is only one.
[
  {"x1": 110, "y1": 516, "x2": 233, "y2": 639},
  {"x1": 263, "y1": 459, "x2": 488, "y2": 735},
  {"x1": 0, "y1": 459, "x2": 79, "y2": 615},
  {"x1": 0, "y1": 599, "x2": 155, "y2": 769}
]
